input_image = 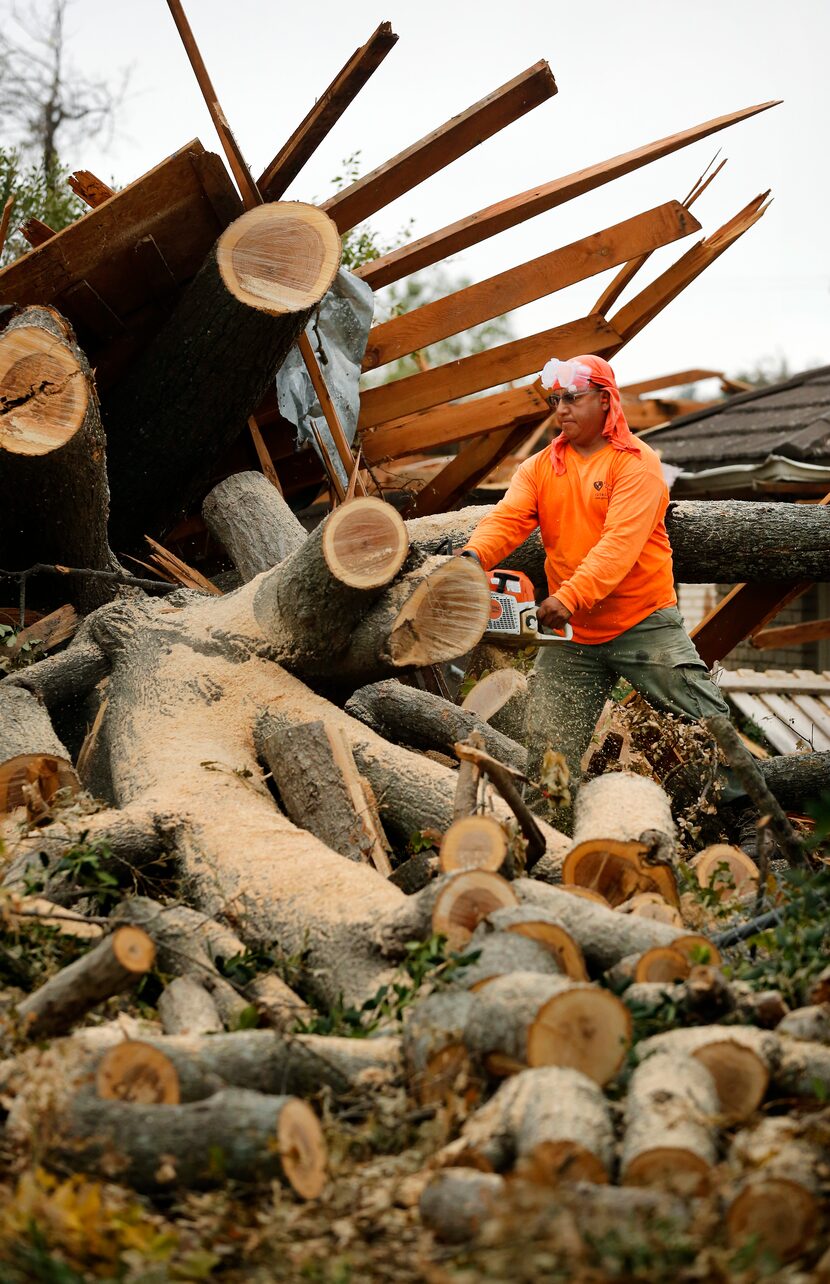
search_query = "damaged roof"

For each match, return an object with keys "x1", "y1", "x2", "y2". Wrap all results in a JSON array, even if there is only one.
[{"x1": 645, "y1": 364, "x2": 830, "y2": 497}]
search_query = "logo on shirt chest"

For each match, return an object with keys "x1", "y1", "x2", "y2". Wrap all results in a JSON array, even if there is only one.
[{"x1": 593, "y1": 480, "x2": 604, "y2": 491}]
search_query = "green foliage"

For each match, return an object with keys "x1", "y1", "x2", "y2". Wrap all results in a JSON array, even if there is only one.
[
  {"x1": 0, "y1": 916, "x2": 88, "y2": 992},
  {"x1": 0, "y1": 622, "x2": 44, "y2": 676},
  {"x1": 46, "y1": 834, "x2": 120, "y2": 913},
  {"x1": 297, "y1": 934, "x2": 480, "y2": 1038},
  {"x1": 676, "y1": 859, "x2": 736, "y2": 920},
  {"x1": 0, "y1": 148, "x2": 85, "y2": 266},
  {"x1": 724, "y1": 863, "x2": 830, "y2": 1005},
  {"x1": 218, "y1": 942, "x2": 309, "y2": 994}
]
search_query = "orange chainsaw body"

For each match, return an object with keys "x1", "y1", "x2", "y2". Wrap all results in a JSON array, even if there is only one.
[{"x1": 485, "y1": 568, "x2": 572, "y2": 648}]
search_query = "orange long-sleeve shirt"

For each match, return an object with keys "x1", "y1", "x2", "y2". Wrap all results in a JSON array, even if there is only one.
[{"x1": 464, "y1": 438, "x2": 677, "y2": 644}]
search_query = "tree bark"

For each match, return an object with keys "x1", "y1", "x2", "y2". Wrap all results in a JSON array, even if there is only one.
[
  {"x1": 0, "y1": 306, "x2": 116, "y2": 611},
  {"x1": 0, "y1": 684, "x2": 79, "y2": 819},
  {"x1": 104, "y1": 202, "x2": 341, "y2": 547},
  {"x1": 158, "y1": 975, "x2": 223, "y2": 1036},
  {"x1": 756, "y1": 750, "x2": 830, "y2": 810},
  {"x1": 726, "y1": 1117, "x2": 821, "y2": 1262},
  {"x1": 406, "y1": 501, "x2": 830, "y2": 589},
  {"x1": 203, "y1": 471, "x2": 307, "y2": 581},
  {"x1": 621, "y1": 1052, "x2": 719, "y2": 1195},
  {"x1": 777, "y1": 1004, "x2": 830, "y2": 1044},
  {"x1": 454, "y1": 931, "x2": 561, "y2": 990},
  {"x1": 345, "y1": 680, "x2": 527, "y2": 771},
  {"x1": 634, "y1": 1025, "x2": 780, "y2": 1121},
  {"x1": 475, "y1": 906, "x2": 589, "y2": 981}
]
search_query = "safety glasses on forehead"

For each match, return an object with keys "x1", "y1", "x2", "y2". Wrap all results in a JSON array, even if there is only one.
[{"x1": 545, "y1": 387, "x2": 598, "y2": 408}]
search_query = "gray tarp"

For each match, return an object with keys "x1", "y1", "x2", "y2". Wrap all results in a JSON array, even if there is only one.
[{"x1": 275, "y1": 268, "x2": 375, "y2": 490}]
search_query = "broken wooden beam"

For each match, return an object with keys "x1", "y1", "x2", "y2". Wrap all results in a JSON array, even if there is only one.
[{"x1": 67, "y1": 171, "x2": 115, "y2": 208}]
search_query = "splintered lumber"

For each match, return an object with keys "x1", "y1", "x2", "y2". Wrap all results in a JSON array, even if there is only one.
[
  {"x1": 0, "y1": 685, "x2": 79, "y2": 819},
  {"x1": 420, "y1": 1169, "x2": 506, "y2": 1243},
  {"x1": 260, "y1": 719, "x2": 391, "y2": 874},
  {"x1": 726, "y1": 1118, "x2": 821, "y2": 1261},
  {"x1": 635, "y1": 1026, "x2": 780, "y2": 1121},
  {"x1": 258, "y1": 22, "x2": 398, "y2": 199},
  {"x1": 316, "y1": 555, "x2": 491, "y2": 684},
  {"x1": 105, "y1": 201, "x2": 341, "y2": 545},
  {"x1": 357, "y1": 100, "x2": 779, "y2": 289},
  {"x1": 621, "y1": 1053, "x2": 719, "y2": 1195},
  {"x1": 360, "y1": 384, "x2": 549, "y2": 466},
  {"x1": 440, "y1": 815, "x2": 509, "y2": 875},
  {"x1": 49, "y1": 1087, "x2": 326, "y2": 1195},
  {"x1": 777, "y1": 1005, "x2": 830, "y2": 1044},
  {"x1": 362, "y1": 201, "x2": 699, "y2": 371},
  {"x1": 67, "y1": 170, "x2": 115, "y2": 208},
  {"x1": 345, "y1": 680, "x2": 527, "y2": 772},
  {"x1": 563, "y1": 772, "x2": 678, "y2": 907},
  {"x1": 690, "y1": 844, "x2": 760, "y2": 900},
  {"x1": 454, "y1": 740, "x2": 547, "y2": 872},
  {"x1": 323, "y1": 60, "x2": 557, "y2": 232},
  {"x1": 203, "y1": 471, "x2": 306, "y2": 579},
  {"x1": 403, "y1": 990, "x2": 476, "y2": 1103},
  {"x1": 96, "y1": 1029, "x2": 402, "y2": 1102},
  {"x1": 432, "y1": 869, "x2": 519, "y2": 950},
  {"x1": 513, "y1": 878, "x2": 690, "y2": 974},
  {"x1": 481, "y1": 906, "x2": 589, "y2": 981},
  {"x1": 252, "y1": 496, "x2": 409, "y2": 667},
  {"x1": 456, "y1": 931, "x2": 561, "y2": 990},
  {"x1": 158, "y1": 975, "x2": 223, "y2": 1036},
  {"x1": 358, "y1": 314, "x2": 619, "y2": 429},
  {"x1": 463, "y1": 971, "x2": 631, "y2": 1082},
  {"x1": 0, "y1": 306, "x2": 116, "y2": 611},
  {"x1": 442, "y1": 1067, "x2": 614, "y2": 1183},
  {"x1": 15, "y1": 926, "x2": 155, "y2": 1039},
  {"x1": 406, "y1": 500, "x2": 830, "y2": 590}
]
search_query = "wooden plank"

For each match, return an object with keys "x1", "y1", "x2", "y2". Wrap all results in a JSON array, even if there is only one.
[
  {"x1": 404, "y1": 421, "x2": 536, "y2": 519},
  {"x1": 247, "y1": 417, "x2": 284, "y2": 494},
  {"x1": 751, "y1": 617, "x2": 830, "y2": 650},
  {"x1": 607, "y1": 193, "x2": 771, "y2": 349},
  {"x1": 358, "y1": 314, "x2": 619, "y2": 430},
  {"x1": 67, "y1": 171, "x2": 115, "y2": 208},
  {"x1": 7, "y1": 604, "x2": 78, "y2": 659},
  {"x1": 761, "y1": 693, "x2": 830, "y2": 751},
  {"x1": 620, "y1": 369, "x2": 723, "y2": 396},
  {"x1": 258, "y1": 21, "x2": 398, "y2": 200},
  {"x1": 355, "y1": 100, "x2": 780, "y2": 289},
  {"x1": 719, "y1": 668, "x2": 830, "y2": 694},
  {"x1": 132, "y1": 236, "x2": 178, "y2": 303},
  {"x1": 360, "y1": 383, "x2": 548, "y2": 464},
  {"x1": 791, "y1": 695, "x2": 830, "y2": 749},
  {"x1": 691, "y1": 492, "x2": 830, "y2": 668},
  {"x1": 726, "y1": 691, "x2": 805, "y2": 755},
  {"x1": 0, "y1": 141, "x2": 241, "y2": 316},
  {"x1": 362, "y1": 200, "x2": 699, "y2": 371},
  {"x1": 323, "y1": 60, "x2": 557, "y2": 233},
  {"x1": 21, "y1": 218, "x2": 56, "y2": 248},
  {"x1": 166, "y1": 0, "x2": 262, "y2": 209}
]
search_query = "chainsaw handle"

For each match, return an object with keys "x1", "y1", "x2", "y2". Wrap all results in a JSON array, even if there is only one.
[{"x1": 535, "y1": 619, "x2": 573, "y2": 643}]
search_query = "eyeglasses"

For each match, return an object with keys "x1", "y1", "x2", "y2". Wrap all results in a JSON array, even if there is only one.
[{"x1": 545, "y1": 388, "x2": 598, "y2": 409}]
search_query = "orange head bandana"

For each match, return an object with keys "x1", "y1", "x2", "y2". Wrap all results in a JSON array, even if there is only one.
[{"x1": 540, "y1": 353, "x2": 640, "y2": 475}]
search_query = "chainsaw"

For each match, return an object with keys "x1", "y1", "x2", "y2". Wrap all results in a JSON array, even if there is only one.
[{"x1": 485, "y1": 567, "x2": 573, "y2": 648}]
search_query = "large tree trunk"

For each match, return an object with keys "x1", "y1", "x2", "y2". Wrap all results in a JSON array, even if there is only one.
[
  {"x1": 104, "y1": 202, "x2": 341, "y2": 548},
  {"x1": 202, "y1": 471, "x2": 307, "y2": 580},
  {"x1": 406, "y1": 501, "x2": 830, "y2": 588},
  {"x1": 0, "y1": 306, "x2": 116, "y2": 610}
]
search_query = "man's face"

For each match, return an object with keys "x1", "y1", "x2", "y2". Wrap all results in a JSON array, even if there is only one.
[{"x1": 546, "y1": 384, "x2": 610, "y2": 453}]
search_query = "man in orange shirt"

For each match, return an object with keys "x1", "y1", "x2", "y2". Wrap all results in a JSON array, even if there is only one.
[{"x1": 461, "y1": 353, "x2": 738, "y2": 812}]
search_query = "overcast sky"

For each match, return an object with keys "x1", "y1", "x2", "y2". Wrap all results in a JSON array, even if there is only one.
[{"x1": 6, "y1": 0, "x2": 829, "y2": 387}]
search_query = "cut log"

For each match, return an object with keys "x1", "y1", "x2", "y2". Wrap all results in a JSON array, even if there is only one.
[
  {"x1": 777, "y1": 1004, "x2": 830, "y2": 1044},
  {"x1": 431, "y1": 869, "x2": 518, "y2": 951},
  {"x1": 460, "y1": 669, "x2": 528, "y2": 726},
  {"x1": 96, "y1": 1040, "x2": 184, "y2": 1104},
  {"x1": 439, "y1": 815, "x2": 509, "y2": 874},
  {"x1": 389, "y1": 850, "x2": 439, "y2": 895},
  {"x1": 454, "y1": 740, "x2": 547, "y2": 872},
  {"x1": 261, "y1": 718, "x2": 391, "y2": 874},
  {"x1": 202, "y1": 471, "x2": 306, "y2": 580},
  {"x1": 633, "y1": 946, "x2": 691, "y2": 984},
  {"x1": 463, "y1": 971, "x2": 631, "y2": 1083},
  {"x1": 0, "y1": 684, "x2": 80, "y2": 820},
  {"x1": 479, "y1": 906, "x2": 589, "y2": 981},
  {"x1": 48, "y1": 1087, "x2": 326, "y2": 1195},
  {"x1": 104, "y1": 202, "x2": 341, "y2": 546},
  {"x1": 774, "y1": 1036, "x2": 830, "y2": 1099},
  {"x1": 0, "y1": 306, "x2": 116, "y2": 611},
  {"x1": 621, "y1": 1052, "x2": 719, "y2": 1195},
  {"x1": 690, "y1": 843, "x2": 760, "y2": 900},
  {"x1": 456, "y1": 931, "x2": 561, "y2": 990},
  {"x1": 15, "y1": 926, "x2": 155, "y2": 1039},
  {"x1": 726, "y1": 1117, "x2": 821, "y2": 1261},
  {"x1": 635, "y1": 1025, "x2": 780, "y2": 1120},
  {"x1": 403, "y1": 990, "x2": 476, "y2": 1104},
  {"x1": 419, "y1": 1168, "x2": 506, "y2": 1243},
  {"x1": 441, "y1": 1066, "x2": 614, "y2": 1183},
  {"x1": 406, "y1": 500, "x2": 830, "y2": 590},
  {"x1": 563, "y1": 772, "x2": 678, "y2": 907},
  {"x1": 670, "y1": 934, "x2": 722, "y2": 969},
  {"x1": 345, "y1": 680, "x2": 527, "y2": 772},
  {"x1": 620, "y1": 892, "x2": 684, "y2": 927},
  {"x1": 158, "y1": 975, "x2": 223, "y2": 1036}
]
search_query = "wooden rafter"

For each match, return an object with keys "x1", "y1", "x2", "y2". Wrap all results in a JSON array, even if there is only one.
[
  {"x1": 360, "y1": 383, "x2": 549, "y2": 465},
  {"x1": 21, "y1": 218, "x2": 56, "y2": 248},
  {"x1": 67, "y1": 171, "x2": 115, "y2": 208},
  {"x1": 322, "y1": 60, "x2": 557, "y2": 233},
  {"x1": 354, "y1": 100, "x2": 780, "y2": 289},
  {"x1": 751, "y1": 618, "x2": 830, "y2": 650},
  {"x1": 620, "y1": 369, "x2": 724, "y2": 397},
  {"x1": 258, "y1": 22, "x2": 398, "y2": 200},
  {"x1": 298, "y1": 332, "x2": 367, "y2": 496},
  {"x1": 403, "y1": 420, "x2": 546, "y2": 519},
  {"x1": 358, "y1": 314, "x2": 619, "y2": 430},
  {"x1": 362, "y1": 200, "x2": 700, "y2": 372}
]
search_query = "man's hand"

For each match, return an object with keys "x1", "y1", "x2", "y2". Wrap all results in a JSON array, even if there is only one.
[{"x1": 537, "y1": 594, "x2": 572, "y2": 630}]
